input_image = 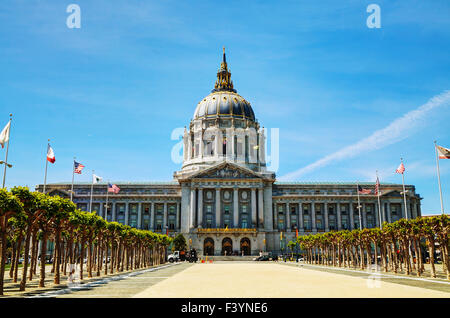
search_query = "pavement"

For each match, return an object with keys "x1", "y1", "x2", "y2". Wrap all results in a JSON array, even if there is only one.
[
  {"x1": 6, "y1": 261, "x2": 448, "y2": 298},
  {"x1": 131, "y1": 261, "x2": 450, "y2": 298}
]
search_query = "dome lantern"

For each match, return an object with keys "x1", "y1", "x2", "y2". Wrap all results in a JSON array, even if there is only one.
[{"x1": 212, "y1": 47, "x2": 236, "y2": 93}]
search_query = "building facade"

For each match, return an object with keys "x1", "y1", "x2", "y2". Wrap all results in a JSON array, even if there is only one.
[{"x1": 37, "y1": 50, "x2": 422, "y2": 256}]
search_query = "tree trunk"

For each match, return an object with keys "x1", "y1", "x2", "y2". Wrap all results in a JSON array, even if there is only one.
[
  {"x1": 54, "y1": 229, "x2": 62, "y2": 284},
  {"x1": 39, "y1": 232, "x2": 48, "y2": 288},
  {"x1": 0, "y1": 226, "x2": 9, "y2": 296},
  {"x1": 13, "y1": 234, "x2": 23, "y2": 283},
  {"x1": 19, "y1": 226, "x2": 33, "y2": 291}
]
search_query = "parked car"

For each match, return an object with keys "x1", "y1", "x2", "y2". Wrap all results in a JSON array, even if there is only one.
[
  {"x1": 168, "y1": 251, "x2": 180, "y2": 263},
  {"x1": 254, "y1": 255, "x2": 270, "y2": 261}
]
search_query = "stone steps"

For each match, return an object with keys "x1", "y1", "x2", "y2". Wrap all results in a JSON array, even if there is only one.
[{"x1": 199, "y1": 256, "x2": 255, "y2": 261}]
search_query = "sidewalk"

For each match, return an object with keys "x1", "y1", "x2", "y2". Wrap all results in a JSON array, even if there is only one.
[{"x1": 1, "y1": 263, "x2": 172, "y2": 298}]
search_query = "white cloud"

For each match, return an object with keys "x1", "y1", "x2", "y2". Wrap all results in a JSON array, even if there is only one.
[{"x1": 279, "y1": 90, "x2": 450, "y2": 181}]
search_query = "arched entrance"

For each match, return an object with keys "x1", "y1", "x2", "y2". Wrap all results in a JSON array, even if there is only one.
[
  {"x1": 222, "y1": 237, "x2": 233, "y2": 256},
  {"x1": 240, "y1": 238, "x2": 251, "y2": 256},
  {"x1": 203, "y1": 238, "x2": 214, "y2": 256}
]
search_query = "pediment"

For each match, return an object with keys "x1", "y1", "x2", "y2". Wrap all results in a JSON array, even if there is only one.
[{"x1": 190, "y1": 162, "x2": 263, "y2": 180}]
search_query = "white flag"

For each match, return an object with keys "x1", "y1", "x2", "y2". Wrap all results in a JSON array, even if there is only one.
[
  {"x1": 93, "y1": 174, "x2": 103, "y2": 184},
  {"x1": 0, "y1": 121, "x2": 10, "y2": 149}
]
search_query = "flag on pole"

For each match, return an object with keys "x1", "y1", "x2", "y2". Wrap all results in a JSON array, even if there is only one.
[
  {"x1": 436, "y1": 144, "x2": 450, "y2": 159},
  {"x1": 74, "y1": 161, "x2": 85, "y2": 174},
  {"x1": 47, "y1": 144, "x2": 55, "y2": 163},
  {"x1": 108, "y1": 183, "x2": 120, "y2": 194},
  {"x1": 375, "y1": 176, "x2": 381, "y2": 195},
  {"x1": 93, "y1": 174, "x2": 102, "y2": 184},
  {"x1": 0, "y1": 121, "x2": 10, "y2": 149},
  {"x1": 396, "y1": 162, "x2": 405, "y2": 174},
  {"x1": 358, "y1": 185, "x2": 372, "y2": 194}
]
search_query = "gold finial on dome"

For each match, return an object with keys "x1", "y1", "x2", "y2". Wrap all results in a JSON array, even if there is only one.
[{"x1": 213, "y1": 47, "x2": 236, "y2": 93}]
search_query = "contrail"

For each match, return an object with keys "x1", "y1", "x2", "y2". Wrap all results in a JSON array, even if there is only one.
[{"x1": 279, "y1": 90, "x2": 450, "y2": 181}]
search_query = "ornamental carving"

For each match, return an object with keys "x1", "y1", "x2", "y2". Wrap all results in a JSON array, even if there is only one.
[{"x1": 198, "y1": 165, "x2": 257, "y2": 179}]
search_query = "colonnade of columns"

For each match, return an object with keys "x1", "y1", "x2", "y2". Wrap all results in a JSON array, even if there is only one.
[
  {"x1": 188, "y1": 187, "x2": 264, "y2": 230},
  {"x1": 272, "y1": 199, "x2": 420, "y2": 233},
  {"x1": 81, "y1": 200, "x2": 181, "y2": 231}
]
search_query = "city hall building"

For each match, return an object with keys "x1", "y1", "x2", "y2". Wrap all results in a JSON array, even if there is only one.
[{"x1": 37, "y1": 50, "x2": 422, "y2": 256}]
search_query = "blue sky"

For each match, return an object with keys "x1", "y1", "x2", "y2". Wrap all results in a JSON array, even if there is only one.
[{"x1": 0, "y1": 0, "x2": 449, "y2": 215}]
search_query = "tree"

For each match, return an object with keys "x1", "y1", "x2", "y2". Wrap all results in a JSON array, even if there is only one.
[
  {"x1": 173, "y1": 233, "x2": 187, "y2": 251},
  {"x1": 0, "y1": 189, "x2": 24, "y2": 295}
]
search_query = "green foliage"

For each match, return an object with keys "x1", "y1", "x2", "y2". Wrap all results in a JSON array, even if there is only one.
[{"x1": 173, "y1": 233, "x2": 187, "y2": 251}]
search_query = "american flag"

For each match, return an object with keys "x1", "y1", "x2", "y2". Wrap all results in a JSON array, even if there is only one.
[
  {"x1": 396, "y1": 162, "x2": 405, "y2": 174},
  {"x1": 74, "y1": 161, "x2": 85, "y2": 174},
  {"x1": 374, "y1": 177, "x2": 380, "y2": 196},
  {"x1": 108, "y1": 183, "x2": 120, "y2": 194},
  {"x1": 358, "y1": 185, "x2": 372, "y2": 195}
]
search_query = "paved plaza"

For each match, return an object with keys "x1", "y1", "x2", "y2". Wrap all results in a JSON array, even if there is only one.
[{"x1": 38, "y1": 262, "x2": 450, "y2": 298}]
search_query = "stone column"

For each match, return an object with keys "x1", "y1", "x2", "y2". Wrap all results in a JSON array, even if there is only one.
[
  {"x1": 349, "y1": 202, "x2": 354, "y2": 230},
  {"x1": 258, "y1": 188, "x2": 264, "y2": 229},
  {"x1": 251, "y1": 188, "x2": 257, "y2": 228},
  {"x1": 286, "y1": 203, "x2": 291, "y2": 231},
  {"x1": 324, "y1": 202, "x2": 329, "y2": 231},
  {"x1": 374, "y1": 202, "x2": 380, "y2": 228},
  {"x1": 138, "y1": 202, "x2": 142, "y2": 229},
  {"x1": 387, "y1": 202, "x2": 392, "y2": 223},
  {"x1": 413, "y1": 202, "x2": 418, "y2": 219},
  {"x1": 190, "y1": 189, "x2": 196, "y2": 229},
  {"x1": 112, "y1": 202, "x2": 117, "y2": 222},
  {"x1": 215, "y1": 188, "x2": 221, "y2": 227},
  {"x1": 298, "y1": 202, "x2": 304, "y2": 231},
  {"x1": 163, "y1": 203, "x2": 168, "y2": 231},
  {"x1": 197, "y1": 189, "x2": 203, "y2": 228},
  {"x1": 178, "y1": 202, "x2": 181, "y2": 230},
  {"x1": 362, "y1": 203, "x2": 367, "y2": 228},
  {"x1": 150, "y1": 202, "x2": 155, "y2": 230},
  {"x1": 337, "y1": 202, "x2": 342, "y2": 230},
  {"x1": 381, "y1": 200, "x2": 386, "y2": 223},
  {"x1": 200, "y1": 132, "x2": 204, "y2": 159},
  {"x1": 311, "y1": 202, "x2": 316, "y2": 231},
  {"x1": 263, "y1": 186, "x2": 273, "y2": 231},
  {"x1": 124, "y1": 202, "x2": 129, "y2": 226},
  {"x1": 98, "y1": 202, "x2": 103, "y2": 218},
  {"x1": 233, "y1": 188, "x2": 239, "y2": 227},
  {"x1": 181, "y1": 185, "x2": 190, "y2": 233}
]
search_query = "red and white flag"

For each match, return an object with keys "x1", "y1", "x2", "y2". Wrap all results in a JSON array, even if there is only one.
[
  {"x1": 395, "y1": 162, "x2": 405, "y2": 174},
  {"x1": 108, "y1": 183, "x2": 120, "y2": 194},
  {"x1": 436, "y1": 144, "x2": 450, "y2": 159},
  {"x1": 47, "y1": 144, "x2": 55, "y2": 163},
  {"x1": 374, "y1": 176, "x2": 381, "y2": 196}
]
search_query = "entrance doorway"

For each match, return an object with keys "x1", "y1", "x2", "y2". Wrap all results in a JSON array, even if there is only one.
[
  {"x1": 203, "y1": 238, "x2": 215, "y2": 256},
  {"x1": 222, "y1": 237, "x2": 233, "y2": 256},
  {"x1": 240, "y1": 238, "x2": 251, "y2": 256}
]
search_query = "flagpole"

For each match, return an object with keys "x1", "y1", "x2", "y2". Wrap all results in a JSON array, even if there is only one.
[
  {"x1": 356, "y1": 181, "x2": 362, "y2": 230},
  {"x1": 89, "y1": 170, "x2": 94, "y2": 212},
  {"x1": 70, "y1": 157, "x2": 76, "y2": 201},
  {"x1": 43, "y1": 140, "x2": 50, "y2": 194},
  {"x1": 1, "y1": 114, "x2": 12, "y2": 189},
  {"x1": 434, "y1": 141, "x2": 445, "y2": 214},
  {"x1": 104, "y1": 182, "x2": 109, "y2": 221},
  {"x1": 400, "y1": 158, "x2": 408, "y2": 220},
  {"x1": 376, "y1": 170, "x2": 382, "y2": 229}
]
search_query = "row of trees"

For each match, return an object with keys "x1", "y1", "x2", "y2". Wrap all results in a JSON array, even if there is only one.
[
  {"x1": 294, "y1": 215, "x2": 449, "y2": 280},
  {"x1": 0, "y1": 187, "x2": 172, "y2": 296}
]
